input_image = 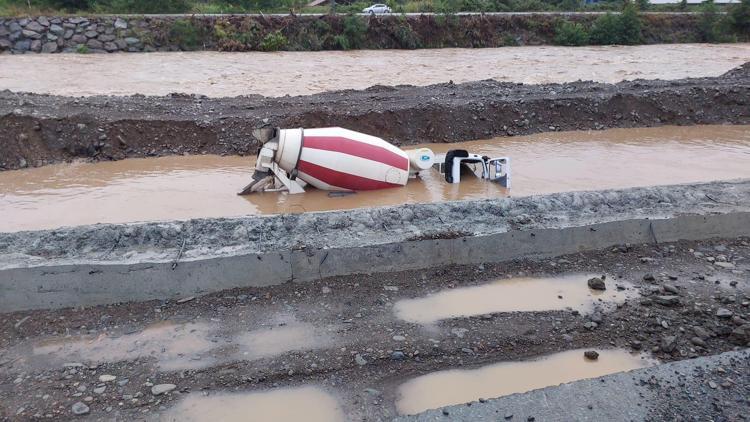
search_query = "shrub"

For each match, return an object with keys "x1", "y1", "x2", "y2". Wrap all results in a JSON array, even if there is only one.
[
  {"x1": 340, "y1": 15, "x2": 367, "y2": 49},
  {"x1": 554, "y1": 21, "x2": 590, "y2": 46},
  {"x1": 260, "y1": 30, "x2": 287, "y2": 51},
  {"x1": 729, "y1": 0, "x2": 750, "y2": 37},
  {"x1": 105, "y1": 0, "x2": 191, "y2": 14},
  {"x1": 169, "y1": 19, "x2": 204, "y2": 50},
  {"x1": 589, "y1": 4, "x2": 642, "y2": 45},
  {"x1": 75, "y1": 44, "x2": 89, "y2": 54}
]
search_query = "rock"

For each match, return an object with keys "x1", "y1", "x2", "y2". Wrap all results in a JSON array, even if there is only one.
[
  {"x1": 662, "y1": 284, "x2": 679, "y2": 294},
  {"x1": 354, "y1": 354, "x2": 367, "y2": 366},
  {"x1": 93, "y1": 386, "x2": 106, "y2": 394},
  {"x1": 84, "y1": 30, "x2": 98, "y2": 38},
  {"x1": 392, "y1": 335, "x2": 406, "y2": 341},
  {"x1": 98, "y1": 374, "x2": 116, "y2": 382},
  {"x1": 22, "y1": 29, "x2": 42, "y2": 39},
  {"x1": 643, "y1": 273, "x2": 656, "y2": 282},
  {"x1": 661, "y1": 335, "x2": 677, "y2": 353},
  {"x1": 86, "y1": 39, "x2": 103, "y2": 49},
  {"x1": 690, "y1": 336, "x2": 706, "y2": 347},
  {"x1": 654, "y1": 295, "x2": 680, "y2": 307},
  {"x1": 49, "y1": 24, "x2": 64, "y2": 35},
  {"x1": 71, "y1": 34, "x2": 87, "y2": 44},
  {"x1": 587, "y1": 276, "x2": 606, "y2": 291},
  {"x1": 14, "y1": 39, "x2": 31, "y2": 51},
  {"x1": 715, "y1": 262, "x2": 735, "y2": 269},
  {"x1": 114, "y1": 18, "x2": 128, "y2": 29},
  {"x1": 321, "y1": 286, "x2": 331, "y2": 294},
  {"x1": 42, "y1": 42, "x2": 57, "y2": 53},
  {"x1": 124, "y1": 37, "x2": 140, "y2": 45},
  {"x1": 30, "y1": 39, "x2": 41, "y2": 52},
  {"x1": 151, "y1": 384, "x2": 177, "y2": 395},
  {"x1": 590, "y1": 312, "x2": 603, "y2": 323},
  {"x1": 716, "y1": 308, "x2": 733, "y2": 319},
  {"x1": 37, "y1": 16, "x2": 50, "y2": 27},
  {"x1": 71, "y1": 402, "x2": 89, "y2": 416},
  {"x1": 115, "y1": 39, "x2": 128, "y2": 49},
  {"x1": 391, "y1": 351, "x2": 406, "y2": 361},
  {"x1": 584, "y1": 350, "x2": 599, "y2": 360},
  {"x1": 25, "y1": 21, "x2": 44, "y2": 32},
  {"x1": 99, "y1": 34, "x2": 116, "y2": 42},
  {"x1": 729, "y1": 324, "x2": 750, "y2": 346},
  {"x1": 0, "y1": 39, "x2": 11, "y2": 50},
  {"x1": 693, "y1": 326, "x2": 711, "y2": 339}
]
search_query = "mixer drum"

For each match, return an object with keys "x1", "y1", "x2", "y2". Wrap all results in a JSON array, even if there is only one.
[{"x1": 275, "y1": 127, "x2": 410, "y2": 191}]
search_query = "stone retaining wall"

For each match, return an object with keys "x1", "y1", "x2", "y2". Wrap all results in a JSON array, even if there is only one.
[{"x1": 0, "y1": 13, "x2": 711, "y2": 54}]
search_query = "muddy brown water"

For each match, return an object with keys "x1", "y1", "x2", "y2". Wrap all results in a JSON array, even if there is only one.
[
  {"x1": 395, "y1": 348, "x2": 655, "y2": 415},
  {"x1": 394, "y1": 274, "x2": 636, "y2": 324},
  {"x1": 160, "y1": 386, "x2": 345, "y2": 422},
  {"x1": 1, "y1": 44, "x2": 749, "y2": 97},
  {"x1": 1, "y1": 125, "x2": 749, "y2": 232}
]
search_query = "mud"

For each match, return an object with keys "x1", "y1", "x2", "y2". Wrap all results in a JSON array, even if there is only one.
[
  {"x1": 393, "y1": 274, "x2": 638, "y2": 325},
  {"x1": 2, "y1": 44, "x2": 749, "y2": 98},
  {"x1": 1, "y1": 237, "x2": 748, "y2": 420},
  {"x1": 1, "y1": 124, "x2": 749, "y2": 232},
  {"x1": 1, "y1": 62, "x2": 749, "y2": 171},
  {"x1": 395, "y1": 348, "x2": 655, "y2": 415},
  {"x1": 161, "y1": 386, "x2": 345, "y2": 422}
]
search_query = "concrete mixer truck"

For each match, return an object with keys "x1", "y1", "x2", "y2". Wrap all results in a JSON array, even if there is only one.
[{"x1": 239, "y1": 127, "x2": 510, "y2": 195}]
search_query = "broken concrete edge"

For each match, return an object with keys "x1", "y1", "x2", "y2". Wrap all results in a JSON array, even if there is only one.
[
  {"x1": 393, "y1": 348, "x2": 750, "y2": 422},
  {"x1": 1, "y1": 179, "x2": 749, "y2": 269},
  {"x1": 1, "y1": 186, "x2": 749, "y2": 311}
]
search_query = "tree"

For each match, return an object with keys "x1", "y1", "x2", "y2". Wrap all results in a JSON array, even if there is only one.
[{"x1": 729, "y1": 0, "x2": 750, "y2": 36}]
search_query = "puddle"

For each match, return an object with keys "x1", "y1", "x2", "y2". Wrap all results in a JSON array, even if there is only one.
[
  {"x1": 32, "y1": 321, "x2": 218, "y2": 371},
  {"x1": 234, "y1": 322, "x2": 333, "y2": 360},
  {"x1": 2, "y1": 124, "x2": 750, "y2": 231},
  {"x1": 394, "y1": 274, "x2": 637, "y2": 324},
  {"x1": 2, "y1": 44, "x2": 749, "y2": 97},
  {"x1": 160, "y1": 386, "x2": 345, "y2": 422},
  {"x1": 396, "y1": 348, "x2": 655, "y2": 415}
]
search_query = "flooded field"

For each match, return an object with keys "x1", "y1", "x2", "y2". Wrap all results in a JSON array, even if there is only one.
[
  {"x1": 161, "y1": 386, "x2": 345, "y2": 422},
  {"x1": 1, "y1": 125, "x2": 749, "y2": 232},
  {"x1": 394, "y1": 274, "x2": 637, "y2": 324},
  {"x1": 1, "y1": 44, "x2": 749, "y2": 97},
  {"x1": 395, "y1": 348, "x2": 655, "y2": 415}
]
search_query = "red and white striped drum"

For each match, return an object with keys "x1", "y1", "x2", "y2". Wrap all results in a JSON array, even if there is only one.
[{"x1": 275, "y1": 127, "x2": 410, "y2": 191}]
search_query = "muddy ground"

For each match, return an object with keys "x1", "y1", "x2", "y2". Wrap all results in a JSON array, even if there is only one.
[
  {"x1": 1, "y1": 62, "x2": 748, "y2": 171},
  {"x1": 0, "y1": 237, "x2": 748, "y2": 420}
]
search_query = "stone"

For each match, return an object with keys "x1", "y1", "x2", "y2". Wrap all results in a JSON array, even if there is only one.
[
  {"x1": 30, "y1": 39, "x2": 41, "y2": 52},
  {"x1": 654, "y1": 295, "x2": 680, "y2": 307},
  {"x1": 47, "y1": 33, "x2": 58, "y2": 41},
  {"x1": 114, "y1": 39, "x2": 128, "y2": 49},
  {"x1": 93, "y1": 386, "x2": 106, "y2": 394},
  {"x1": 587, "y1": 276, "x2": 606, "y2": 291},
  {"x1": 643, "y1": 273, "x2": 656, "y2": 282},
  {"x1": 71, "y1": 34, "x2": 87, "y2": 44},
  {"x1": 22, "y1": 29, "x2": 42, "y2": 39},
  {"x1": 49, "y1": 24, "x2": 64, "y2": 35},
  {"x1": 124, "y1": 37, "x2": 140, "y2": 45},
  {"x1": 84, "y1": 31, "x2": 98, "y2": 38},
  {"x1": 392, "y1": 335, "x2": 406, "y2": 341},
  {"x1": 716, "y1": 308, "x2": 733, "y2": 319},
  {"x1": 0, "y1": 26, "x2": 8, "y2": 37},
  {"x1": 662, "y1": 284, "x2": 679, "y2": 294},
  {"x1": 391, "y1": 351, "x2": 406, "y2": 360},
  {"x1": 583, "y1": 350, "x2": 599, "y2": 360},
  {"x1": 64, "y1": 29, "x2": 74, "y2": 39},
  {"x1": 693, "y1": 326, "x2": 711, "y2": 339},
  {"x1": 690, "y1": 336, "x2": 706, "y2": 347},
  {"x1": 0, "y1": 39, "x2": 11, "y2": 50},
  {"x1": 151, "y1": 384, "x2": 177, "y2": 395},
  {"x1": 71, "y1": 402, "x2": 89, "y2": 416},
  {"x1": 354, "y1": 354, "x2": 367, "y2": 366},
  {"x1": 25, "y1": 21, "x2": 44, "y2": 32},
  {"x1": 98, "y1": 374, "x2": 116, "y2": 382},
  {"x1": 114, "y1": 18, "x2": 128, "y2": 29},
  {"x1": 99, "y1": 34, "x2": 116, "y2": 42},
  {"x1": 42, "y1": 42, "x2": 57, "y2": 53},
  {"x1": 86, "y1": 39, "x2": 103, "y2": 49},
  {"x1": 728, "y1": 324, "x2": 750, "y2": 345},
  {"x1": 715, "y1": 262, "x2": 735, "y2": 269},
  {"x1": 9, "y1": 22, "x2": 22, "y2": 33},
  {"x1": 37, "y1": 16, "x2": 50, "y2": 27},
  {"x1": 660, "y1": 335, "x2": 677, "y2": 353}
]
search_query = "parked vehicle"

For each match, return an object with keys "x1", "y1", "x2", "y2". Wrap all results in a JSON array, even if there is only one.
[{"x1": 362, "y1": 4, "x2": 392, "y2": 14}]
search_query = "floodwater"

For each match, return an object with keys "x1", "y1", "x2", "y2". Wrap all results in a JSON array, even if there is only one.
[
  {"x1": 27, "y1": 318, "x2": 332, "y2": 372},
  {"x1": 1, "y1": 44, "x2": 749, "y2": 97},
  {"x1": 32, "y1": 321, "x2": 219, "y2": 371},
  {"x1": 161, "y1": 386, "x2": 345, "y2": 422},
  {"x1": 394, "y1": 274, "x2": 637, "y2": 324},
  {"x1": 395, "y1": 348, "x2": 655, "y2": 415},
  {"x1": 1, "y1": 124, "x2": 750, "y2": 232}
]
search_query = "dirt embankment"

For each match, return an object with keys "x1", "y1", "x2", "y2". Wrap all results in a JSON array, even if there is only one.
[{"x1": 1, "y1": 62, "x2": 748, "y2": 171}]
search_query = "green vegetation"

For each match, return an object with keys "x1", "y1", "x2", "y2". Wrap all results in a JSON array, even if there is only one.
[
  {"x1": 259, "y1": 29, "x2": 287, "y2": 50},
  {"x1": 168, "y1": 18, "x2": 205, "y2": 50},
  {"x1": 554, "y1": 21, "x2": 589, "y2": 46},
  {"x1": 335, "y1": 14, "x2": 367, "y2": 49}
]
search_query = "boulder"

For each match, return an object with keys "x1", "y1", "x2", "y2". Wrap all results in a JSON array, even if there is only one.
[
  {"x1": 41, "y1": 41, "x2": 57, "y2": 53},
  {"x1": 587, "y1": 276, "x2": 606, "y2": 291},
  {"x1": 114, "y1": 18, "x2": 128, "y2": 29},
  {"x1": 22, "y1": 29, "x2": 42, "y2": 39},
  {"x1": 25, "y1": 21, "x2": 44, "y2": 32},
  {"x1": 49, "y1": 24, "x2": 64, "y2": 35}
]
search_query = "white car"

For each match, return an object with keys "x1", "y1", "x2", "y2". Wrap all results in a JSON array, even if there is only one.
[{"x1": 362, "y1": 4, "x2": 392, "y2": 14}]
